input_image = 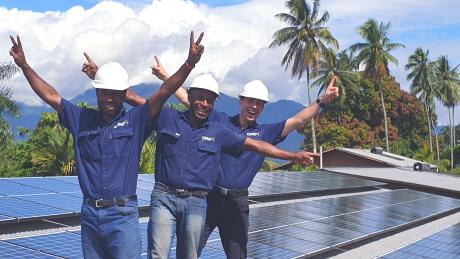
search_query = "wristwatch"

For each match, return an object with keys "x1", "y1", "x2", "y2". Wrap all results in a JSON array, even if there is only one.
[{"x1": 316, "y1": 98, "x2": 326, "y2": 109}]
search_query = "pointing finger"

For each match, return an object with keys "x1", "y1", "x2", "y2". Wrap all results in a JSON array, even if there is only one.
[
  {"x1": 154, "y1": 55, "x2": 161, "y2": 66},
  {"x1": 10, "y1": 35, "x2": 17, "y2": 46},
  {"x1": 190, "y1": 31, "x2": 194, "y2": 48},
  {"x1": 83, "y1": 52, "x2": 94, "y2": 64},
  {"x1": 17, "y1": 36, "x2": 22, "y2": 48}
]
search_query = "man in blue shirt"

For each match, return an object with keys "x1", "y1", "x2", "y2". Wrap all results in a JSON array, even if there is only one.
[
  {"x1": 9, "y1": 31, "x2": 205, "y2": 259},
  {"x1": 140, "y1": 57, "x2": 338, "y2": 258},
  {"x1": 83, "y1": 58, "x2": 316, "y2": 259}
]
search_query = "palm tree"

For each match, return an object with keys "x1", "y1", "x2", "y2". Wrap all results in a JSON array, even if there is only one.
[
  {"x1": 0, "y1": 62, "x2": 20, "y2": 148},
  {"x1": 313, "y1": 49, "x2": 359, "y2": 109},
  {"x1": 405, "y1": 48, "x2": 435, "y2": 157},
  {"x1": 270, "y1": 0, "x2": 338, "y2": 153},
  {"x1": 433, "y1": 56, "x2": 460, "y2": 170},
  {"x1": 350, "y1": 19, "x2": 405, "y2": 152}
]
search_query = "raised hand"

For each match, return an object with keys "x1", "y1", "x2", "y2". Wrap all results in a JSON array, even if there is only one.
[
  {"x1": 294, "y1": 151, "x2": 319, "y2": 166},
  {"x1": 82, "y1": 52, "x2": 98, "y2": 80},
  {"x1": 151, "y1": 56, "x2": 169, "y2": 81},
  {"x1": 322, "y1": 75, "x2": 339, "y2": 104},
  {"x1": 187, "y1": 31, "x2": 204, "y2": 66},
  {"x1": 9, "y1": 35, "x2": 27, "y2": 68}
]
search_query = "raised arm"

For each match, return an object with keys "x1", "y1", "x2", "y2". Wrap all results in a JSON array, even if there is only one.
[
  {"x1": 147, "y1": 31, "x2": 204, "y2": 119},
  {"x1": 281, "y1": 76, "x2": 339, "y2": 137},
  {"x1": 9, "y1": 36, "x2": 62, "y2": 113},
  {"x1": 243, "y1": 138, "x2": 317, "y2": 165},
  {"x1": 151, "y1": 55, "x2": 189, "y2": 107}
]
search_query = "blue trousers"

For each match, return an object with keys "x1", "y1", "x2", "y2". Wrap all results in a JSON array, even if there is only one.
[
  {"x1": 198, "y1": 190, "x2": 249, "y2": 259},
  {"x1": 80, "y1": 200, "x2": 141, "y2": 259},
  {"x1": 147, "y1": 189, "x2": 207, "y2": 259}
]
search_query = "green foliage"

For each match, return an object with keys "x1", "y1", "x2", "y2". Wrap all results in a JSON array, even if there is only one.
[
  {"x1": 0, "y1": 63, "x2": 20, "y2": 148},
  {"x1": 140, "y1": 134, "x2": 156, "y2": 174}
]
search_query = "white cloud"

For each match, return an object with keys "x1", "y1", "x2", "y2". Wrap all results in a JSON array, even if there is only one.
[{"x1": 1, "y1": 0, "x2": 460, "y2": 124}]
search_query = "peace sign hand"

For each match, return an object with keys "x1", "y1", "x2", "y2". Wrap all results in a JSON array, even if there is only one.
[
  {"x1": 187, "y1": 31, "x2": 204, "y2": 67},
  {"x1": 9, "y1": 35, "x2": 27, "y2": 68},
  {"x1": 82, "y1": 52, "x2": 98, "y2": 80}
]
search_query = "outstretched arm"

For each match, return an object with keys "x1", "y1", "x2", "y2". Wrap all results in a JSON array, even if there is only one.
[
  {"x1": 147, "y1": 31, "x2": 204, "y2": 119},
  {"x1": 281, "y1": 76, "x2": 339, "y2": 137},
  {"x1": 243, "y1": 138, "x2": 317, "y2": 165},
  {"x1": 9, "y1": 36, "x2": 62, "y2": 113},
  {"x1": 151, "y1": 56, "x2": 189, "y2": 107}
]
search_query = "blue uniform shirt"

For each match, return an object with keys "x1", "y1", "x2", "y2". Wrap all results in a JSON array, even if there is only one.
[
  {"x1": 59, "y1": 99, "x2": 154, "y2": 199},
  {"x1": 209, "y1": 110, "x2": 286, "y2": 189},
  {"x1": 154, "y1": 107, "x2": 246, "y2": 191}
]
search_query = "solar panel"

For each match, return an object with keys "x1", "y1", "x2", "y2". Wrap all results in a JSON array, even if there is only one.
[
  {"x1": 6, "y1": 177, "x2": 82, "y2": 194},
  {"x1": 0, "y1": 197, "x2": 71, "y2": 220},
  {"x1": 248, "y1": 171, "x2": 385, "y2": 198},
  {"x1": 0, "y1": 179, "x2": 51, "y2": 196},
  {"x1": 138, "y1": 174, "x2": 155, "y2": 183},
  {"x1": 381, "y1": 223, "x2": 460, "y2": 259},
  {"x1": 0, "y1": 241, "x2": 59, "y2": 259},
  {"x1": 14, "y1": 194, "x2": 82, "y2": 213},
  {"x1": 6, "y1": 232, "x2": 83, "y2": 259}
]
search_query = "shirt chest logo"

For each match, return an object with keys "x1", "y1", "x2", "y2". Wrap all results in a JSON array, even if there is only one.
[
  {"x1": 201, "y1": 136, "x2": 215, "y2": 142},
  {"x1": 114, "y1": 120, "x2": 129, "y2": 129},
  {"x1": 247, "y1": 132, "x2": 260, "y2": 137}
]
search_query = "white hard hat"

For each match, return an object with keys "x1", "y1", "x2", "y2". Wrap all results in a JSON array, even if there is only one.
[
  {"x1": 91, "y1": 62, "x2": 129, "y2": 91},
  {"x1": 239, "y1": 80, "x2": 269, "y2": 102},
  {"x1": 189, "y1": 73, "x2": 219, "y2": 96}
]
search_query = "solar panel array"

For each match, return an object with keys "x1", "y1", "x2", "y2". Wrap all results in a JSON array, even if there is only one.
[
  {"x1": 249, "y1": 171, "x2": 385, "y2": 198},
  {"x1": 0, "y1": 172, "x2": 385, "y2": 224},
  {"x1": 2, "y1": 189, "x2": 459, "y2": 258},
  {"x1": 380, "y1": 222, "x2": 460, "y2": 259}
]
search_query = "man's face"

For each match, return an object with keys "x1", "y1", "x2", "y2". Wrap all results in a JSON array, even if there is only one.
[
  {"x1": 96, "y1": 89, "x2": 126, "y2": 118},
  {"x1": 188, "y1": 88, "x2": 217, "y2": 121},
  {"x1": 239, "y1": 96, "x2": 265, "y2": 123}
]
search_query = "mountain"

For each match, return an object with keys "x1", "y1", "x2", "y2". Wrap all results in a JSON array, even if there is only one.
[{"x1": 7, "y1": 83, "x2": 306, "y2": 152}]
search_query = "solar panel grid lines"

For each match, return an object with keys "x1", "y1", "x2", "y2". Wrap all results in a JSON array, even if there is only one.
[
  {"x1": 137, "y1": 174, "x2": 155, "y2": 183},
  {"x1": 0, "y1": 179, "x2": 52, "y2": 196},
  {"x1": 381, "y1": 223, "x2": 460, "y2": 259},
  {"x1": 246, "y1": 240, "x2": 304, "y2": 259},
  {"x1": 0, "y1": 196, "x2": 71, "y2": 220},
  {"x1": 0, "y1": 241, "x2": 61, "y2": 259},
  {"x1": 5, "y1": 231, "x2": 83, "y2": 259},
  {"x1": 13, "y1": 193, "x2": 83, "y2": 214},
  {"x1": 5, "y1": 177, "x2": 82, "y2": 194}
]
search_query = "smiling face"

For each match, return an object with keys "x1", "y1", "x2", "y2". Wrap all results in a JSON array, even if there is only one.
[
  {"x1": 239, "y1": 96, "x2": 265, "y2": 124},
  {"x1": 96, "y1": 88, "x2": 127, "y2": 122},
  {"x1": 188, "y1": 88, "x2": 218, "y2": 122}
]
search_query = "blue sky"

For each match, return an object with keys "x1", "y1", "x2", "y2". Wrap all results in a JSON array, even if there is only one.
[
  {"x1": 0, "y1": 0, "x2": 247, "y2": 11},
  {"x1": 1, "y1": 0, "x2": 460, "y2": 125}
]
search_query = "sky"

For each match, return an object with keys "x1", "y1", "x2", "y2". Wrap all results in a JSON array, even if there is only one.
[{"x1": 1, "y1": 0, "x2": 460, "y2": 125}]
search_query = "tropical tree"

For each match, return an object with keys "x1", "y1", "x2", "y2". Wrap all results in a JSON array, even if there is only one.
[
  {"x1": 270, "y1": 0, "x2": 338, "y2": 153},
  {"x1": 405, "y1": 48, "x2": 437, "y2": 159},
  {"x1": 350, "y1": 19, "x2": 405, "y2": 152},
  {"x1": 313, "y1": 49, "x2": 359, "y2": 112},
  {"x1": 0, "y1": 62, "x2": 20, "y2": 148},
  {"x1": 433, "y1": 55, "x2": 460, "y2": 169}
]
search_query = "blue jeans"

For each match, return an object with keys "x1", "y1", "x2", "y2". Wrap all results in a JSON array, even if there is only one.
[
  {"x1": 147, "y1": 189, "x2": 207, "y2": 259},
  {"x1": 80, "y1": 200, "x2": 141, "y2": 259}
]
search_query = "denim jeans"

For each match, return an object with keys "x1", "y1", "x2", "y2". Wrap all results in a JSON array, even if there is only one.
[
  {"x1": 147, "y1": 188, "x2": 207, "y2": 259},
  {"x1": 80, "y1": 199, "x2": 141, "y2": 259}
]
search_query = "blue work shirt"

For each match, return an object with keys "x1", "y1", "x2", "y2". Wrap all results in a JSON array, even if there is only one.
[
  {"x1": 59, "y1": 99, "x2": 154, "y2": 199},
  {"x1": 154, "y1": 107, "x2": 246, "y2": 191},
  {"x1": 209, "y1": 110, "x2": 286, "y2": 189}
]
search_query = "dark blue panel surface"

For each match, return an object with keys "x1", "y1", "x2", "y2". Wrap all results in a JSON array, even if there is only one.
[
  {"x1": 14, "y1": 193, "x2": 82, "y2": 213},
  {"x1": 0, "y1": 241, "x2": 59, "y2": 259},
  {"x1": 6, "y1": 177, "x2": 82, "y2": 193},
  {"x1": 0, "y1": 197, "x2": 70, "y2": 219},
  {"x1": 0, "y1": 179, "x2": 50, "y2": 196},
  {"x1": 7, "y1": 232, "x2": 83, "y2": 259}
]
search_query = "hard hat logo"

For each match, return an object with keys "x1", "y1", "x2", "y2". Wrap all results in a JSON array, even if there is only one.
[
  {"x1": 188, "y1": 73, "x2": 219, "y2": 96},
  {"x1": 91, "y1": 62, "x2": 130, "y2": 91},
  {"x1": 239, "y1": 80, "x2": 269, "y2": 102}
]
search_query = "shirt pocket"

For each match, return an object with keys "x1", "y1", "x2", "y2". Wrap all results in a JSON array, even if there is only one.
[
  {"x1": 159, "y1": 129, "x2": 181, "y2": 157},
  {"x1": 77, "y1": 129, "x2": 101, "y2": 161},
  {"x1": 109, "y1": 127, "x2": 134, "y2": 158}
]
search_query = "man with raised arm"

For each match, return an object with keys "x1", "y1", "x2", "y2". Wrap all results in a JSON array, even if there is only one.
[
  {"x1": 138, "y1": 57, "x2": 339, "y2": 259},
  {"x1": 82, "y1": 58, "x2": 316, "y2": 259},
  {"x1": 9, "y1": 31, "x2": 204, "y2": 259}
]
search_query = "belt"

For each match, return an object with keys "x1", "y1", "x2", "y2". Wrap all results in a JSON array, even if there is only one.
[
  {"x1": 155, "y1": 183, "x2": 208, "y2": 198},
  {"x1": 84, "y1": 195, "x2": 137, "y2": 208},
  {"x1": 215, "y1": 186, "x2": 249, "y2": 197}
]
